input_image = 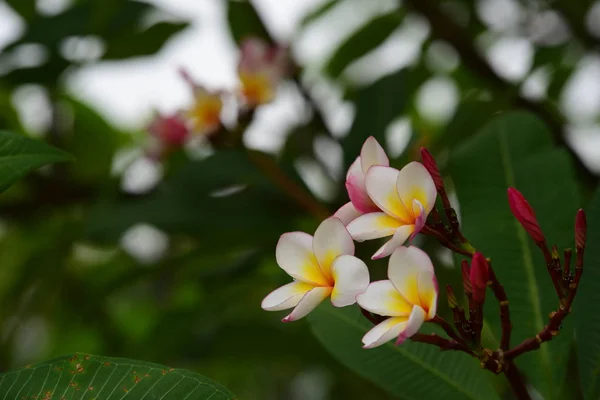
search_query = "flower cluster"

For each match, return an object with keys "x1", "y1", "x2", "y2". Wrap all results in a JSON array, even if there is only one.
[
  {"x1": 262, "y1": 137, "x2": 440, "y2": 348},
  {"x1": 146, "y1": 37, "x2": 288, "y2": 160}
]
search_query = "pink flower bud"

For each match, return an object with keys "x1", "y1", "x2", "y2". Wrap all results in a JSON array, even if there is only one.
[
  {"x1": 507, "y1": 188, "x2": 545, "y2": 245},
  {"x1": 420, "y1": 147, "x2": 444, "y2": 192},
  {"x1": 148, "y1": 113, "x2": 189, "y2": 147},
  {"x1": 461, "y1": 259, "x2": 472, "y2": 297},
  {"x1": 576, "y1": 209, "x2": 587, "y2": 250},
  {"x1": 470, "y1": 253, "x2": 489, "y2": 303}
]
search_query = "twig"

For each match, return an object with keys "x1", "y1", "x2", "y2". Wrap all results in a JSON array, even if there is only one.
[
  {"x1": 487, "y1": 261, "x2": 512, "y2": 351},
  {"x1": 411, "y1": 333, "x2": 474, "y2": 355}
]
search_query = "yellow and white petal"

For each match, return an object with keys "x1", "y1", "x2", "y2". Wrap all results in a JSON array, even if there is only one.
[
  {"x1": 334, "y1": 202, "x2": 362, "y2": 226},
  {"x1": 360, "y1": 136, "x2": 389, "y2": 173},
  {"x1": 396, "y1": 162, "x2": 437, "y2": 215},
  {"x1": 347, "y1": 212, "x2": 402, "y2": 241},
  {"x1": 372, "y1": 225, "x2": 414, "y2": 260},
  {"x1": 276, "y1": 232, "x2": 329, "y2": 286},
  {"x1": 362, "y1": 316, "x2": 408, "y2": 349},
  {"x1": 282, "y1": 286, "x2": 332, "y2": 322},
  {"x1": 417, "y1": 271, "x2": 439, "y2": 320},
  {"x1": 388, "y1": 246, "x2": 434, "y2": 305},
  {"x1": 365, "y1": 166, "x2": 412, "y2": 222},
  {"x1": 409, "y1": 200, "x2": 426, "y2": 241},
  {"x1": 395, "y1": 305, "x2": 427, "y2": 344},
  {"x1": 346, "y1": 157, "x2": 378, "y2": 213},
  {"x1": 313, "y1": 217, "x2": 355, "y2": 279},
  {"x1": 261, "y1": 281, "x2": 315, "y2": 311},
  {"x1": 330, "y1": 255, "x2": 369, "y2": 307},
  {"x1": 356, "y1": 280, "x2": 412, "y2": 316}
]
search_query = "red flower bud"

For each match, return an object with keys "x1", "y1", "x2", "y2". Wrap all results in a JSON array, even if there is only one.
[
  {"x1": 461, "y1": 259, "x2": 472, "y2": 296},
  {"x1": 576, "y1": 209, "x2": 587, "y2": 250},
  {"x1": 420, "y1": 147, "x2": 444, "y2": 193},
  {"x1": 507, "y1": 188, "x2": 545, "y2": 245},
  {"x1": 470, "y1": 253, "x2": 489, "y2": 303},
  {"x1": 149, "y1": 113, "x2": 189, "y2": 147}
]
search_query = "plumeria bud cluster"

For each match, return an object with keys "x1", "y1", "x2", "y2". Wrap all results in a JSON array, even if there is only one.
[
  {"x1": 263, "y1": 136, "x2": 590, "y2": 399},
  {"x1": 145, "y1": 37, "x2": 288, "y2": 160}
]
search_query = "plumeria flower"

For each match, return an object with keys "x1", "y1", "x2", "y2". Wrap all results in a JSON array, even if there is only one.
[
  {"x1": 146, "y1": 112, "x2": 189, "y2": 160},
  {"x1": 346, "y1": 160, "x2": 436, "y2": 259},
  {"x1": 261, "y1": 217, "x2": 369, "y2": 322},
  {"x1": 179, "y1": 68, "x2": 223, "y2": 137},
  {"x1": 238, "y1": 37, "x2": 288, "y2": 107},
  {"x1": 334, "y1": 136, "x2": 390, "y2": 225},
  {"x1": 357, "y1": 246, "x2": 438, "y2": 348}
]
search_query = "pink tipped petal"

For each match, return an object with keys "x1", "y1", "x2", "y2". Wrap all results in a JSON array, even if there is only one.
[
  {"x1": 346, "y1": 158, "x2": 378, "y2": 213},
  {"x1": 372, "y1": 225, "x2": 414, "y2": 260},
  {"x1": 360, "y1": 137, "x2": 389, "y2": 173},
  {"x1": 388, "y1": 246, "x2": 434, "y2": 304},
  {"x1": 282, "y1": 286, "x2": 332, "y2": 322},
  {"x1": 356, "y1": 280, "x2": 412, "y2": 316},
  {"x1": 417, "y1": 271, "x2": 438, "y2": 319},
  {"x1": 261, "y1": 281, "x2": 315, "y2": 311},
  {"x1": 395, "y1": 305, "x2": 426, "y2": 345},
  {"x1": 409, "y1": 200, "x2": 426, "y2": 241},
  {"x1": 362, "y1": 316, "x2": 408, "y2": 349},
  {"x1": 365, "y1": 166, "x2": 411, "y2": 222},
  {"x1": 395, "y1": 162, "x2": 437, "y2": 215},
  {"x1": 276, "y1": 232, "x2": 329, "y2": 286},
  {"x1": 334, "y1": 202, "x2": 362, "y2": 226},
  {"x1": 313, "y1": 217, "x2": 355, "y2": 279},
  {"x1": 347, "y1": 212, "x2": 402, "y2": 241},
  {"x1": 330, "y1": 255, "x2": 370, "y2": 307},
  {"x1": 239, "y1": 37, "x2": 268, "y2": 72}
]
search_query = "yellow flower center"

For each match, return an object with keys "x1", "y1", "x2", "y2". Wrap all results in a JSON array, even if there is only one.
[{"x1": 240, "y1": 72, "x2": 274, "y2": 106}]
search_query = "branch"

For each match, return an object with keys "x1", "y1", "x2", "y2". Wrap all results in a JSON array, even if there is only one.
[
  {"x1": 411, "y1": 333, "x2": 474, "y2": 355},
  {"x1": 487, "y1": 261, "x2": 512, "y2": 350}
]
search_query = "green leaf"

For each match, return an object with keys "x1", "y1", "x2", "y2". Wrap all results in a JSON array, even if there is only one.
[
  {"x1": 324, "y1": 12, "x2": 403, "y2": 78},
  {"x1": 300, "y1": 0, "x2": 338, "y2": 27},
  {"x1": 575, "y1": 187, "x2": 600, "y2": 399},
  {"x1": 227, "y1": 0, "x2": 271, "y2": 44},
  {"x1": 0, "y1": 131, "x2": 72, "y2": 191},
  {"x1": 309, "y1": 303, "x2": 499, "y2": 399},
  {"x1": 0, "y1": 353, "x2": 235, "y2": 399},
  {"x1": 449, "y1": 112, "x2": 581, "y2": 399}
]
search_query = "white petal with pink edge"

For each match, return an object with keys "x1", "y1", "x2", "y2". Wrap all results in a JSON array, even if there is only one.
[
  {"x1": 365, "y1": 166, "x2": 411, "y2": 222},
  {"x1": 361, "y1": 316, "x2": 408, "y2": 349},
  {"x1": 409, "y1": 200, "x2": 426, "y2": 241},
  {"x1": 275, "y1": 232, "x2": 329, "y2": 286},
  {"x1": 313, "y1": 217, "x2": 354, "y2": 279},
  {"x1": 360, "y1": 137, "x2": 389, "y2": 173},
  {"x1": 395, "y1": 305, "x2": 427, "y2": 344},
  {"x1": 282, "y1": 286, "x2": 332, "y2": 322},
  {"x1": 347, "y1": 212, "x2": 402, "y2": 241},
  {"x1": 356, "y1": 280, "x2": 412, "y2": 316},
  {"x1": 395, "y1": 162, "x2": 437, "y2": 215},
  {"x1": 261, "y1": 281, "x2": 315, "y2": 311},
  {"x1": 334, "y1": 202, "x2": 362, "y2": 226},
  {"x1": 417, "y1": 271, "x2": 439, "y2": 319},
  {"x1": 372, "y1": 225, "x2": 414, "y2": 260},
  {"x1": 330, "y1": 255, "x2": 369, "y2": 307},
  {"x1": 388, "y1": 246, "x2": 434, "y2": 305},
  {"x1": 346, "y1": 158, "x2": 378, "y2": 213}
]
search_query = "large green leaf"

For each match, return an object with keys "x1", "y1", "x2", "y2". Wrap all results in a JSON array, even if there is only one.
[
  {"x1": 0, "y1": 131, "x2": 72, "y2": 191},
  {"x1": 309, "y1": 303, "x2": 499, "y2": 399},
  {"x1": 0, "y1": 353, "x2": 235, "y2": 399},
  {"x1": 227, "y1": 0, "x2": 272, "y2": 44},
  {"x1": 575, "y1": 187, "x2": 600, "y2": 399},
  {"x1": 449, "y1": 112, "x2": 581, "y2": 399}
]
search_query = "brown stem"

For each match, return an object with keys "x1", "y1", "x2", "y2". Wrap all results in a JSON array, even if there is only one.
[
  {"x1": 411, "y1": 333, "x2": 474, "y2": 355},
  {"x1": 421, "y1": 225, "x2": 474, "y2": 257},
  {"x1": 360, "y1": 307, "x2": 384, "y2": 325},
  {"x1": 431, "y1": 316, "x2": 464, "y2": 344},
  {"x1": 487, "y1": 262, "x2": 512, "y2": 350},
  {"x1": 504, "y1": 361, "x2": 532, "y2": 400},
  {"x1": 540, "y1": 243, "x2": 565, "y2": 301}
]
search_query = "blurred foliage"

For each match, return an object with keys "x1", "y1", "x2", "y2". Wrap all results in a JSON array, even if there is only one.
[{"x1": 0, "y1": 0, "x2": 599, "y2": 399}]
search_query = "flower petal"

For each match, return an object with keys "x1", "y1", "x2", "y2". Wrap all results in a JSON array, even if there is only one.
[
  {"x1": 365, "y1": 166, "x2": 412, "y2": 222},
  {"x1": 388, "y1": 246, "x2": 434, "y2": 305},
  {"x1": 396, "y1": 162, "x2": 437, "y2": 215},
  {"x1": 409, "y1": 200, "x2": 426, "y2": 241},
  {"x1": 276, "y1": 232, "x2": 329, "y2": 286},
  {"x1": 239, "y1": 37, "x2": 268, "y2": 72},
  {"x1": 347, "y1": 212, "x2": 402, "y2": 241},
  {"x1": 346, "y1": 158, "x2": 378, "y2": 213},
  {"x1": 261, "y1": 281, "x2": 315, "y2": 311},
  {"x1": 372, "y1": 225, "x2": 414, "y2": 260},
  {"x1": 360, "y1": 136, "x2": 389, "y2": 173},
  {"x1": 362, "y1": 316, "x2": 408, "y2": 349},
  {"x1": 330, "y1": 255, "x2": 369, "y2": 307},
  {"x1": 356, "y1": 280, "x2": 412, "y2": 316},
  {"x1": 334, "y1": 202, "x2": 362, "y2": 226},
  {"x1": 418, "y1": 271, "x2": 439, "y2": 319},
  {"x1": 313, "y1": 217, "x2": 355, "y2": 279},
  {"x1": 282, "y1": 286, "x2": 332, "y2": 322},
  {"x1": 395, "y1": 305, "x2": 427, "y2": 345}
]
